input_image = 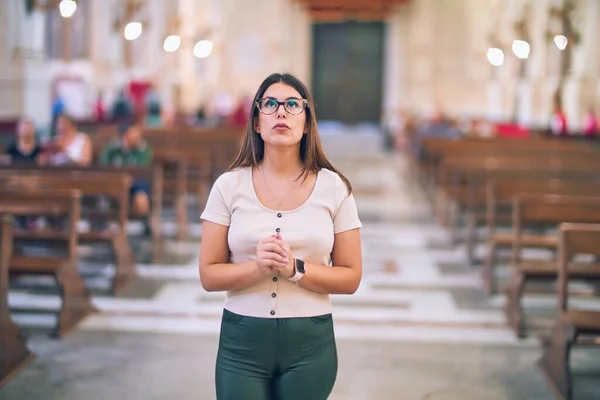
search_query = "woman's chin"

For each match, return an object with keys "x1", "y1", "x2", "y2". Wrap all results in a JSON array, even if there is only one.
[
  {"x1": 265, "y1": 139, "x2": 301, "y2": 148},
  {"x1": 264, "y1": 135, "x2": 302, "y2": 147}
]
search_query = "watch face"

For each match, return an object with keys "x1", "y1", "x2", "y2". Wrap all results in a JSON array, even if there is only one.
[{"x1": 296, "y1": 259, "x2": 305, "y2": 273}]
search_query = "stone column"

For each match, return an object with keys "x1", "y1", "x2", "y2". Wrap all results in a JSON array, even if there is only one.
[
  {"x1": 406, "y1": 0, "x2": 436, "y2": 115},
  {"x1": 521, "y1": 0, "x2": 554, "y2": 127},
  {"x1": 382, "y1": 8, "x2": 405, "y2": 127},
  {"x1": 0, "y1": 0, "x2": 10, "y2": 65},
  {"x1": 195, "y1": 0, "x2": 222, "y2": 109},
  {"x1": 175, "y1": 0, "x2": 200, "y2": 113},
  {"x1": 0, "y1": 0, "x2": 51, "y2": 125},
  {"x1": 562, "y1": 0, "x2": 600, "y2": 131},
  {"x1": 286, "y1": 0, "x2": 311, "y2": 85}
]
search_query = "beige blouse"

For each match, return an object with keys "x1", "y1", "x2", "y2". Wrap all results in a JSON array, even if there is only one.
[{"x1": 200, "y1": 166, "x2": 362, "y2": 318}]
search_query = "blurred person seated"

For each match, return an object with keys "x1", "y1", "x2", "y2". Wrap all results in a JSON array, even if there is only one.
[
  {"x1": 411, "y1": 108, "x2": 462, "y2": 161},
  {"x1": 145, "y1": 88, "x2": 162, "y2": 127},
  {"x1": 100, "y1": 122, "x2": 153, "y2": 219},
  {"x1": 3, "y1": 118, "x2": 43, "y2": 230},
  {"x1": 41, "y1": 114, "x2": 93, "y2": 166},
  {"x1": 111, "y1": 89, "x2": 134, "y2": 121},
  {"x1": 4, "y1": 118, "x2": 42, "y2": 165}
]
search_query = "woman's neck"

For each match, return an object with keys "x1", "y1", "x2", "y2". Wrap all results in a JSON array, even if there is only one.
[
  {"x1": 61, "y1": 131, "x2": 76, "y2": 142},
  {"x1": 18, "y1": 137, "x2": 35, "y2": 150},
  {"x1": 261, "y1": 146, "x2": 303, "y2": 178}
]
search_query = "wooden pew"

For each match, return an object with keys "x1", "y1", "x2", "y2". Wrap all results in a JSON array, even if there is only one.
[
  {"x1": 0, "y1": 163, "x2": 166, "y2": 255},
  {"x1": 437, "y1": 156, "x2": 600, "y2": 230},
  {"x1": 437, "y1": 157, "x2": 600, "y2": 256},
  {"x1": 462, "y1": 171, "x2": 600, "y2": 261},
  {"x1": 537, "y1": 223, "x2": 600, "y2": 400},
  {"x1": 424, "y1": 137, "x2": 598, "y2": 204},
  {"x1": 141, "y1": 126, "x2": 241, "y2": 202},
  {"x1": 420, "y1": 137, "x2": 597, "y2": 195},
  {"x1": 0, "y1": 215, "x2": 34, "y2": 388},
  {"x1": 482, "y1": 178, "x2": 600, "y2": 293},
  {"x1": 0, "y1": 171, "x2": 136, "y2": 293},
  {"x1": 91, "y1": 128, "x2": 191, "y2": 239},
  {"x1": 504, "y1": 195, "x2": 600, "y2": 338},
  {"x1": 0, "y1": 189, "x2": 96, "y2": 337}
]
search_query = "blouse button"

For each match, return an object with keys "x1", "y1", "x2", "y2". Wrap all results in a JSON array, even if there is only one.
[
  {"x1": 277, "y1": 213, "x2": 282, "y2": 218},
  {"x1": 271, "y1": 293, "x2": 277, "y2": 298},
  {"x1": 270, "y1": 310, "x2": 276, "y2": 316},
  {"x1": 276, "y1": 228, "x2": 281, "y2": 233},
  {"x1": 272, "y1": 276, "x2": 278, "y2": 282}
]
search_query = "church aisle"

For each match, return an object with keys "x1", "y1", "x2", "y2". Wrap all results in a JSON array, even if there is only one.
[{"x1": 2, "y1": 132, "x2": 597, "y2": 399}]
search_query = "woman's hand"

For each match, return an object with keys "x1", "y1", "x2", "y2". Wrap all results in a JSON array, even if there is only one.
[
  {"x1": 256, "y1": 235, "x2": 288, "y2": 275},
  {"x1": 55, "y1": 136, "x2": 66, "y2": 152},
  {"x1": 271, "y1": 234, "x2": 295, "y2": 278}
]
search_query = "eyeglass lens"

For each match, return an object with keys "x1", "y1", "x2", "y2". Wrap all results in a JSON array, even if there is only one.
[{"x1": 258, "y1": 98, "x2": 305, "y2": 115}]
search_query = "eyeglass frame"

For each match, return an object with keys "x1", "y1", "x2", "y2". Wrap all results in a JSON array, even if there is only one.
[{"x1": 255, "y1": 97, "x2": 309, "y2": 115}]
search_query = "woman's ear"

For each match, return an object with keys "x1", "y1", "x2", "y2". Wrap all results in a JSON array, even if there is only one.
[{"x1": 254, "y1": 118, "x2": 260, "y2": 133}]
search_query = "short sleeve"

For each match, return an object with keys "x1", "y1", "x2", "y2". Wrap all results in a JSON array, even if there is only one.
[
  {"x1": 200, "y1": 175, "x2": 231, "y2": 227},
  {"x1": 333, "y1": 176, "x2": 362, "y2": 234}
]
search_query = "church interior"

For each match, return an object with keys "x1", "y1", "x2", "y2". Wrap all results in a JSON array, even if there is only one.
[{"x1": 1, "y1": 0, "x2": 600, "y2": 399}]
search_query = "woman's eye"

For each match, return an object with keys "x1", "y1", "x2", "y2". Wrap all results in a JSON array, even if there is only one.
[
  {"x1": 287, "y1": 100, "x2": 299, "y2": 108},
  {"x1": 265, "y1": 99, "x2": 277, "y2": 107}
]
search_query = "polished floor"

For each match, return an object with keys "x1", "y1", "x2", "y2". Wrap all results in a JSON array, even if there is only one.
[{"x1": 2, "y1": 131, "x2": 599, "y2": 399}]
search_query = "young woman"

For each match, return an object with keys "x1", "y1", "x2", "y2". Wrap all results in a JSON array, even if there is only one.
[
  {"x1": 42, "y1": 114, "x2": 92, "y2": 166},
  {"x1": 199, "y1": 73, "x2": 362, "y2": 400}
]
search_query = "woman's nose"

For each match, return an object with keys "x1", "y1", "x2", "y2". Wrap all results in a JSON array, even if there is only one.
[{"x1": 276, "y1": 105, "x2": 287, "y2": 118}]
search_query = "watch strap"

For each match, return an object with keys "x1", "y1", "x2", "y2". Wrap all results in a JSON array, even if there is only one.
[{"x1": 287, "y1": 258, "x2": 305, "y2": 282}]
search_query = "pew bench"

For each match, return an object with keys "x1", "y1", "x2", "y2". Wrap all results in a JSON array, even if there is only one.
[
  {"x1": 0, "y1": 163, "x2": 166, "y2": 256},
  {"x1": 0, "y1": 170, "x2": 136, "y2": 293},
  {"x1": 0, "y1": 189, "x2": 96, "y2": 338},
  {"x1": 418, "y1": 138, "x2": 595, "y2": 201},
  {"x1": 537, "y1": 223, "x2": 600, "y2": 400},
  {"x1": 482, "y1": 179, "x2": 600, "y2": 293},
  {"x1": 0, "y1": 215, "x2": 34, "y2": 388},
  {"x1": 91, "y1": 130, "x2": 193, "y2": 240},
  {"x1": 439, "y1": 160, "x2": 600, "y2": 262},
  {"x1": 437, "y1": 155, "x2": 600, "y2": 231},
  {"x1": 504, "y1": 195, "x2": 600, "y2": 338}
]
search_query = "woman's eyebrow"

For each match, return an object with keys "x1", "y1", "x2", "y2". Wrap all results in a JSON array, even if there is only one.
[{"x1": 264, "y1": 95, "x2": 301, "y2": 100}]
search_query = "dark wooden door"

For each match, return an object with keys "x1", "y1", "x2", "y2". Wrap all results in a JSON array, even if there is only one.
[{"x1": 312, "y1": 21, "x2": 385, "y2": 124}]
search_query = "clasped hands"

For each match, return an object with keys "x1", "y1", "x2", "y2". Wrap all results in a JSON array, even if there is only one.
[{"x1": 256, "y1": 233, "x2": 295, "y2": 278}]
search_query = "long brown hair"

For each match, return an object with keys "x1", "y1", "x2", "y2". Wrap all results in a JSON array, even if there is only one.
[{"x1": 228, "y1": 73, "x2": 353, "y2": 194}]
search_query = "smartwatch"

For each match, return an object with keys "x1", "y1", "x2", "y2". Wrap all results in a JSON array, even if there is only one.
[{"x1": 288, "y1": 258, "x2": 305, "y2": 282}]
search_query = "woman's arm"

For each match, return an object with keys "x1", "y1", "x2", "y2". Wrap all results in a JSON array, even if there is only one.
[
  {"x1": 199, "y1": 220, "x2": 269, "y2": 292},
  {"x1": 76, "y1": 135, "x2": 93, "y2": 166},
  {"x1": 277, "y1": 229, "x2": 362, "y2": 295}
]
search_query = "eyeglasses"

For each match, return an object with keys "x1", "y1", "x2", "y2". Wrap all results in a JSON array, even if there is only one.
[{"x1": 256, "y1": 97, "x2": 309, "y2": 115}]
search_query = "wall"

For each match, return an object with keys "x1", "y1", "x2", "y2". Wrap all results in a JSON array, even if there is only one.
[{"x1": 206, "y1": 0, "x2": 310, "y2": 104}]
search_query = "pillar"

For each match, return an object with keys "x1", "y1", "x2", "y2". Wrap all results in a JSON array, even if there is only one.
[
  {"x1": 562, "y1": 0, "x2": 600, "y2": 131},
  {"x1": 0, "y1": 0, "x2": 52, "y2": 125}
]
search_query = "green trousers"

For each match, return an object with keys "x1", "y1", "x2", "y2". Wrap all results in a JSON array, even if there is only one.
[{"x1": 215, "y1": 309, "x2": 338, "y2": 400}]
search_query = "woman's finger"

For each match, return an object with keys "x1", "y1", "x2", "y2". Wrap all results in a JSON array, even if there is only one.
[
  {"x1": 260, "y1": 242, "x2": 286, "y2": 256},
  {"x1": 259, "y1": 251, "x2": 287, "y2": 264}
]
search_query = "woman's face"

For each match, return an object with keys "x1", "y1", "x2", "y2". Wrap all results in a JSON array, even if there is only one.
[
  {"x1": 56, "y1": 116, "x2": 72, "y2": 136},
  {"x1": 255, "y1": 82, "x2": 307, "y2": 148},
  {"x1": 17, "y1": 121, "x2": 35, "y2": 141}
]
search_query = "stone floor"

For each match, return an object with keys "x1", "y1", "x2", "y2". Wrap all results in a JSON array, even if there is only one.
[{"x1": 2, "y1": 130, "x2": 600, "y2": 399}]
